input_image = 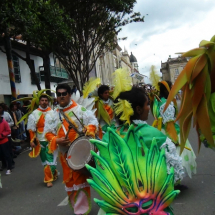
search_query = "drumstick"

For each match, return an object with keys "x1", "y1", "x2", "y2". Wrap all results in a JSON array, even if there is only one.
[
  {"x1": 65, "y1": 125, "x2": 73, "y2": 139},
  {"x1": 72, "y1": 111, "x2": 100, "y2": 139},
  {"x1": 33, "y1": 148, "x2": 35, "y2": 157},
  {"x1": 72, "y1": 111, "x2": 85, "y2": 128}
]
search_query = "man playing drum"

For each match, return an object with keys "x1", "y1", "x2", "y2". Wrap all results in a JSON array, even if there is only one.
[
  {"x1": 27, "y1": 95, "x2": 58, "y2": 188},
  {"x1": 44, "y1": 84, "x2": 98, "y2": 215}
]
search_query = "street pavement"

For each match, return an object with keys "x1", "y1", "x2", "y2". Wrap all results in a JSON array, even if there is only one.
[{"x1": 0, "y1": 112, "x2": 215, "y2": 215}]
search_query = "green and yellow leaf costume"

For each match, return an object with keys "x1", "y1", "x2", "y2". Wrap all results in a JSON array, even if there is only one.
[
  {"x1": 163, "y1": 35, "x2": 215, "y2": 152},
  {"x1": 86, "y1": 126, "x2": 180, "y2": 215}
]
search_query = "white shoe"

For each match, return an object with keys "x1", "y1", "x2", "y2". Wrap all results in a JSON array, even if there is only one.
[{"x1": 6, "y1": 170, "x2": 11, "y2": 175}]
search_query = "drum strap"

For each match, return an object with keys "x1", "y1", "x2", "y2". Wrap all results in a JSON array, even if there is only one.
[{"x1": 59, "y1": 110, "x2": 83, "y2": 136}]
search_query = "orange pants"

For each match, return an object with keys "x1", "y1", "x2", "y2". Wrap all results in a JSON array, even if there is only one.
[{"x1": 60, "y1": 153, "x2": 91, "y2": 215}]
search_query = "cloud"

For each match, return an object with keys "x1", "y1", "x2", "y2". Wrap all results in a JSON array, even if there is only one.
[{"x1": 118, "y1": 0, "x2": 215, "y2": 77}]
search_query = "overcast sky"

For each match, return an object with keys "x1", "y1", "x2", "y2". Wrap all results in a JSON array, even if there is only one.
[{"x1": 118, "y1": 0, "x2": 215, "y2": 79}]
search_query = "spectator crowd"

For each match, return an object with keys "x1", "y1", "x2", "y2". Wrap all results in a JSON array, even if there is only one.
[{"x1": 0, "y1": 101, "x2": 29, "y2": 175}]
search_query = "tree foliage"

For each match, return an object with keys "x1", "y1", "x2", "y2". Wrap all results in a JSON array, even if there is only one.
[
  {"x1": 0, "y1": 0, "x2": 69, "y2": 92},
  {"x1": 53, "y1": 0, "x2": 144, "y2": 91},
  {"x1": 0, "y1": 0, "x2": 143, "y2": 92}
]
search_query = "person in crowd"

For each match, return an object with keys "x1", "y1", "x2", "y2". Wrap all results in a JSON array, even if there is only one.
[
  {"x1": 0, "y1": 103, "x2": 16, "y2": 168},
  {"x1": 16, "y1": 102, "x2": 27, "y2": 140},
  {"x1": 9, "y1": 103, "x2": 19, "y2": 140},
  {"x1": 157, "y1": 81, "x2": 197, "y2": 182},
  {"x1": 22, "y1": 100, "x2": 31, "y2": 141},
  {"x1": 53, "y1": 98, "x2": 58, "y2": 109},
  {"x1": 0, "y1": 112, "x2": 13, "y2": 175},
  {"x1": 71, "y1": 85, "x2": 77, "y2": 94},
  {"x1": 95, "y1": 85, "x2": 115, "y2": 138},
  {"x1": 103, "y1": 87, "x2": 184, "y2": 185},
  {"x1": 27, "y1": 95, "x2": 58, "y2": 188},
  {"x1": 0, "y1": 103, "x2": 14, "y2": 128},
  {"x1": 44, "y1": 84, "x2": 98, "y2": 214}
]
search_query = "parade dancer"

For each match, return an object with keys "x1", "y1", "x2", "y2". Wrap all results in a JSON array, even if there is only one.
[
  {"x1": 105, "y1": 87, "x2": 184, "y2": 184},
  {"x1": 44, "y1": 84, "x2": 98, "y2": 215},
  {"x1": 95, "y1": 85, "x2": 115, "y2": 138},
  {"x1": 27, "y1": 95, "x2": 58, "y2": 188},
  {"x1": 154, "y1": 81, "x2": 197, "y2": 179}
]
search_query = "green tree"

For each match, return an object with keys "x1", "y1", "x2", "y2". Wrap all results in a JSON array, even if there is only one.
[
  {"x1": 53, "y1": 0, "x2": 144, "y2": 91},
  {"x1": 15, "y1": 0, "x2": 70, "y2": 94},
  {"x1": 0, "y1": 0, "x2": 42, "y2": 91},
  {"x1": 0, "y1": 0, "x2": 69, "y2": 93}
]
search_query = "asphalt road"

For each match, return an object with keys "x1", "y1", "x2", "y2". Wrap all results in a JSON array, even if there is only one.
[{"x1": 0, "y1": 113, "x2": 215, "y2": 215}]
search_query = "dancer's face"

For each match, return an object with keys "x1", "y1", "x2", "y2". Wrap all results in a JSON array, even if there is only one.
[
  {"x1": 100, "y1": 90, "x2": 109, "y2": 101},
  {"x1": 136, "y1": 96, "x2": 150, "y2": 121},
  {"x1": 39, "y1": 98, "x2": 49, "y2": 109},
  {"x1": 56, "y1": 89, "x2": 71, "y2": 107}
]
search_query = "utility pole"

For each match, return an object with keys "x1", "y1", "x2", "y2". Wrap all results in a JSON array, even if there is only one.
[{"x1": 3, "y1": 35, "x2": 17, "y2": 100}]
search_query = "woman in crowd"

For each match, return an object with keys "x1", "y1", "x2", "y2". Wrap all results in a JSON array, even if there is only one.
[
  {"x1": 0, "y1": 109, "x2": 13, "y2": 175},
  {"x1": 157, "y1": 81, "x2": 197, "y2": 179},
  {"x1": 103, "y1": 87, "x2": 184, "y2": 184}
]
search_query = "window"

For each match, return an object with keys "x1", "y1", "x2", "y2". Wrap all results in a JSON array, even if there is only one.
[
  {"x1": 12, "y1": 55, "x2": 21, "y2": 83},
  {"x1": 30, "y1": 60, "x2": 41, "y2": 85},
  {"x1": 175, "y1": 68, "x2": 179, "y2": 75}
]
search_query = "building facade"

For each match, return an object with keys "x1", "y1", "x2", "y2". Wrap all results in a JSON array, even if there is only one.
[
  {"x1": 94, "y1": 45, "x2": 145, "y2": 86},
  {"x1": 0, "y1": 46, "x2": 68, "y2": 105},
  {"x1": 0, "y1": 41, "x2": 145, "y2": 105},
  {"x1": 160, "y1": 56, "x2": 188, "y2": 83}
]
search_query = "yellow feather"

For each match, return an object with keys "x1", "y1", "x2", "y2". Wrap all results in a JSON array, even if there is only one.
[
  {"x1": 114, "y1": 99, "x2": 134, "y2": 125},
  {"x1": 149, "y1": 65, "x2": 161, "y2": 91},
  {"x1": 83, "y1": 77, "x2": 101, "y2": 98},
  {"x1": 98, "y1": 100, "x2": 111, "y2": 125},
  {"x1": 112, "y1": 68, "x2": 132, "y2": 100}
]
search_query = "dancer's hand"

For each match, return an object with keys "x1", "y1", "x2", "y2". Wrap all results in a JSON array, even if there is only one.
[
  {"x1": 56, "y1": 137, "x2": 71, "y2": 146},
  {"x1": 30, "y1": 141, "x2": 36, "y2": 148}
]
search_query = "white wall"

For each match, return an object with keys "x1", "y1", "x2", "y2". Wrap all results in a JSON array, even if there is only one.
[
  {"x1": 0, "y1": 48, "x2": 57, "y2": 96},
  {"x1": 0, "y1": 51, "x2": 11, "y2": 95}
]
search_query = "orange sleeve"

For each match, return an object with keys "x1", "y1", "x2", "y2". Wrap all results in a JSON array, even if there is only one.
[
  {"x1": 46, "y1": 132, "x2": 58, "y2": 154},
  {"x1": 29, "y1": 130, "x2": 36, "y2": 143},
  {"x1": 85, "y1": 125, "x2": 97, "y2": 138}
]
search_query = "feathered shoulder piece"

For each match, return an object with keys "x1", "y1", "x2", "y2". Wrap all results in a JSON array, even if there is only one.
[
  {"x1": 13, "y1": 89, "x2": 54, "y2": 124},
  {"x1": 112, "y1": 68, "x2": 132, "y2": 100},
  {"x1": 149, "y1": 65, "x2": 161, "y2": 91},
  {"x1": 114, "y1": 99, "x2": 134, "y2": 125},
  {"x1": 82, "y1": 77, "x2": 101, "y2": 98},
  {"x1": 71, "y1": 91, "x2": 96, "y2": 114}
]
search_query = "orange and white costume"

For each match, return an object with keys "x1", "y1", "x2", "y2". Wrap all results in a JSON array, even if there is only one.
[
  {"x1": 27, "y1": 106, "x2": 58, "y2": 183},
  {"x1": 44, "y1": 100, "x2": 98, "y2": 215}
]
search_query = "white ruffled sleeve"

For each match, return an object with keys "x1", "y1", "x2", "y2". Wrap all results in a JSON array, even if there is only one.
[
  {"x1": 27, "y1": 113, "x2": 37, "y2": 132},
  {"x1": 78, "y1": 106, "x2": 98, "y2": 129},
  {"x1": 159, "y1": 102, "x2": 176, "y2": 124},
  {"x1": 160, "y1": 137, "x2": 184, "y2": 183},
  {"x1": 43, "y1": 110, "x2": 59, "y2": 135}
]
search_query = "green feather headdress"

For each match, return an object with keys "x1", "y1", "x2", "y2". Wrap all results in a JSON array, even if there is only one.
[{"x1": 86, "y1": 126, "x2": 179, "y2": 215}]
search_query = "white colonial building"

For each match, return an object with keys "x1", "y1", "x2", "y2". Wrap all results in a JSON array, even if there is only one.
[
  {"x1": 0, "y1": 40, "x2": 145, "y2": 105},
  {"x1": 0, "y1": 44, "x2": 68, "y2": 105}
]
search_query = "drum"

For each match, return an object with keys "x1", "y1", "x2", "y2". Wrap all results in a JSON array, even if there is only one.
[{"x1": 66, "y1": 136, "x2": 95, "y2": 176}]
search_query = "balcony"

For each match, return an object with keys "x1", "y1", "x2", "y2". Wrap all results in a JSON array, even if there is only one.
[{"x1": 40, "y1": 66, "x2": 69, "y2": 83}]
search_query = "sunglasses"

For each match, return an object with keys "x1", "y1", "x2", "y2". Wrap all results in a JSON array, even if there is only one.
[{"x1": 57, "y1": 92, "x2": 68, "y2": 97}]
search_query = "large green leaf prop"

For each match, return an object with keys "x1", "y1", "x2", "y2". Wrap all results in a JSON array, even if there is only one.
[
  {"x1": 86, "y1": 126, "x2": 179, "y2": 215},
  {"x1": 164, "y1": 35, "x2": 215, "y2": 152}
]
